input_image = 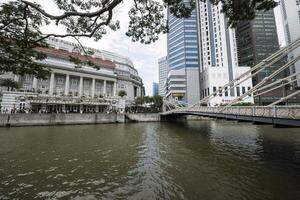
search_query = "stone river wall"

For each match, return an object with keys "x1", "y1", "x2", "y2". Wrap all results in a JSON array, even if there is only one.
[
  {"x1": 0, "y1": 113, "x2": 125, "y2": 127},
  {"x1": 0, "y1": 113, "x2": 161, "y2": 127},
  {"x1": 125, "y1": 113, "x2": 161, "y2": 122}
]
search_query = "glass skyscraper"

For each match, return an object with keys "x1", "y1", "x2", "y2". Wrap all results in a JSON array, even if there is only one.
[{"x1": 166, "y1": 8, "x2": 201, "y2": 104}]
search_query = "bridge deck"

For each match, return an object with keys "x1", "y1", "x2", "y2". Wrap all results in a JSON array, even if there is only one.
[{"x1": 162, "y1": 106, "x2": 300, "y2": 127}]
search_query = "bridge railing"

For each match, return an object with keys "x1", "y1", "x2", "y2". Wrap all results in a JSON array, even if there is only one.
[
  {"x1": 275, "y1": 106, "x2": 300, "y2": 119},
  {"x1": 165, "y1": 106, "x2": 300, "y2": 119}
]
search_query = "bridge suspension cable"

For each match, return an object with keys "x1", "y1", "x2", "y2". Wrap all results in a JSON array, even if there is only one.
[
  {"x1": 254, "y1": 71, "x2": 300, "y2": 92},
  {"x1": 232, "y1": 71, "x2": 300, "y2": 103},
  {"x1": 199, "y1": 68, "x2": 299, "y2": 106},
  {"x1": 268, "y1": 90, "x2": 300, "y2": 107},
  {"x1": 223, "y1": 55, "x2": 300, "y2": 108},
  {"x1": 240, "y1": 78, "x2": 297, "y2": 102},
  {"x1": 194, "y1": 37, "x2": 300, "y2": 106}
]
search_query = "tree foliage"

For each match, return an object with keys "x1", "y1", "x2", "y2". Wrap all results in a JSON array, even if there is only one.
[
  {"x1": 118, "y1": 90, "x2": 127, "y2": 97},
  {"x1": 133, "y1": 95, "x2": 163, "y2": 113},
  {"x1": 0, "y1": 78, "x2": 20, "y2": 90},
  {"x1": 0, "y1": 0, "x2": 278, "y2": 76},
  {"x1": 0, "y1": 1, "x2": 50, "y2": 79}
]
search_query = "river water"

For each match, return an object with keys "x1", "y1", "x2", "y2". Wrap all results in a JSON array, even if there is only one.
[{"x1": 0, "y1": 120, "x2": 300, "y2": 200}]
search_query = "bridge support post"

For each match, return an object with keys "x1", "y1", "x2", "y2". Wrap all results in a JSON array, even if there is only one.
[{"x1": 273, "y1": 106, "x2": 277, "y2": 118}]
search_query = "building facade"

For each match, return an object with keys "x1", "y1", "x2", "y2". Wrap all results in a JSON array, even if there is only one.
[
  {"x1": 197, "y1": 1, "x2": 254, "y2": 106},
  {"x1": 236, "y1": 9, "x2": 289, "y2": 105},
  {"x1": 166, "y1": 7, "x2": 201, "y2": 104},
  {"x1": 236, "y1": 10, "x2": 280, "y2": 68},
  {"x1": 280, "y1": 0, "x2": 300, "y2": 86},
  {"x1": 152, "y1": 82, "x2": 159, "y2": 96},
  {"x1": 158, "y1": 56, "x2": 168, "y2": 96},
  {"x1": 0, "y1": 38, "x2": 144, "y2": 113}
]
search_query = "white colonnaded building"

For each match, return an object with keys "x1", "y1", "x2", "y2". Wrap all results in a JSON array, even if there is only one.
[{"x1": 0, "y1": 38, "x2": 144, "y2": 113}]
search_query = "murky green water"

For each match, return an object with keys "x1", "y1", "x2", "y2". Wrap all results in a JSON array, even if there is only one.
[{"x1": 0, "y1": 120, "x2": 300, "y2": 200}]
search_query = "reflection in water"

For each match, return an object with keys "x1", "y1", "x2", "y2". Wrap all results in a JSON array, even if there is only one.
[{"x1": 0, "y1": 120, "x2": 300, "y2": 200}]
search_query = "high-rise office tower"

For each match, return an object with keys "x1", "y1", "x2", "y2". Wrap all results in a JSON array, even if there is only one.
[
  {"x1": 166, "y1": 8, "x2": 201, "y2": 104},
  {"x1": 197, "y1": 1, "x2": 253, "y2": 106},
  {"x1": 280, "y1": 0, "x2": 300, "y2": 86},
  {"x1": 158, "y1": 57, "x2": 168, "y2": 96},
  {"x1": 152, "y1": 82, "x2": 159, "y2": 96},
  {"x1": 236, "y1": 10, "x2": 280, "y2": 68},
  {"x1": 236, "y1": 10, "x2": 287, "y2": 105}
]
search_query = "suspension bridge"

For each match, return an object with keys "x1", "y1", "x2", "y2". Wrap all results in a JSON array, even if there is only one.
[{"x1": 162, "y1": 38, "x2": 300, "y2": 127}]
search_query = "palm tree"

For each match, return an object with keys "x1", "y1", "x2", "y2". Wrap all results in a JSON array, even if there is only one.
[
  {"x1": 118, "y1": 90, "x2": 127, "y2": 97},
  {"x1": 0, "y1": 78, "x2": 20, "y2": 91}
]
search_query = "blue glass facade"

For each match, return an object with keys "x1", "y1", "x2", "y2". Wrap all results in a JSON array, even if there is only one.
[{"x1": 167, "y1": 10, "x2": 200, "y2": 70}]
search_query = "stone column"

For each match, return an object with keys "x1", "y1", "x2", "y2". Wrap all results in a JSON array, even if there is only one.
[
  {"x1": 14, "y1": 75, "x2": 19, "y2": 82},
  {"x1": 64, "y1": 74, "x2": 70, "y2": 96},
  {"x1": 91, "y1": 78, "x2": 95, "y2": 98},
  {"x1": 79, "y1": 76, "x2": 83, "y2": 97},
  {"x1": 103, "y1": 80, "x2": 107, "y2": 97},
  {"x1": 49, "y1": 72, "x2": 55, "y2": 95},
  {"x1": 32, "y1": 77, "x2": 38, "y2": 92},
  {"x1": 113, "y1": 81, "x2": 117, "y2": 97}
]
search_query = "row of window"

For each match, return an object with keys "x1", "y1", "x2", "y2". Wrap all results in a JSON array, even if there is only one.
[{"x1": 201, "y1": 86, "x2": 251, "y2": 98}]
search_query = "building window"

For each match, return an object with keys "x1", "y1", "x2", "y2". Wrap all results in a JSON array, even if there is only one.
[
  {"x1": 213, "y1": 86, "x2": 217, "y2": 96},
  {"x1": 242, "y1": 87, "x2": 246, "y2": 94},
  {"x1": 57, "y1": 78, "x2": 64, "y2": 85},
  {"x1": 248, "y1": 87, "x2": 251, "y2": 97},
  {"x1": 236, "y1": 87, "x2": 240, "y2": 96},
  {"x1": 71, "y1": 79, "x2": 77, "y2": 86},
  {"x1": 25, "y1": 75, "x2": 32, "y2": 81},
  {"x1": 225, "y1": 87, "x2": 228, "y2": 97}
]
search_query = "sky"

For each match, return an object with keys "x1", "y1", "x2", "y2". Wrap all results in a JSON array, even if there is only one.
[
  {"x1": 38, "y1": 1, "x2": 167, "y2": 96},
  {"x1": 1, "y1": 0, "x2": 286, "y2": 95}
]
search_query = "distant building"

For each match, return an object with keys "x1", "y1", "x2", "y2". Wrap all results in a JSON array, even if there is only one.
[
  {"x1": 166, "y1": 8, "x2": 201, "y2": 104},
  {"x1": 280, "y1": 0, "x2": 300, "y2": 86},
  {"x1": 152, "y1": 82, "x2": 159, "y2": 96},
  {"x1": 197, "y1": 1, "x2": 253, "y2": 106},
  {"x1": 236, "y1": 9, "x2": 288, "y2": 105},
  {"x1": 158, "y1": 57, "x2": 168, "y2": 96}
]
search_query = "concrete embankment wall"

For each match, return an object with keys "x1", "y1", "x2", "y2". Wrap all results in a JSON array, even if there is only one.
[
  {"x1": 125, "y1": 113, "x2": 161, "y2": 122},
  {"x1": 0, "y1": 113, "x2": 125, "y2": 127}
]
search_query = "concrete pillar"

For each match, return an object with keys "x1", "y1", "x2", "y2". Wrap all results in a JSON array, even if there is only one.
[
  {"x1": 64, "y1": 74, "x2": 70, "y2": 96},
  {"x1": 32, "y1": 77, "x2": 38, "y2": 92},
  {"x1": 91, "y1": 78, "x2": 95, "y2": 98},
  {"x1": 49, "y1": 72, "x2": 55, "y2": 95},
  {"x1": 103, "y1": 80, "x2": 107, "y2": 97},
  {"x1": 113, "y1": 81, "x2": 117, "y2": 97},
  {"x1": 14, "y1": 75, "x2": 19, "y2": 82},
  {"x1": 79, "y1": 76, "x2": 83, "y2": 97}
]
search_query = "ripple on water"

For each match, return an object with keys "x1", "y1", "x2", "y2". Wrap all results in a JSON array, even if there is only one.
[
  {"x1": 86, "y1": 179, "x2": 106, "y2": 186},
  {"x1": 45, "y1": 167, "x2": 59, "y2": 173},
  {"x1": 16, "y1": 172, "x2": 35, "y2": 177},
  {"x1": 36, "y1": 190, "x2": 75, "y2": 199},
  {"x1": 68, "y1": 158, "x2": 79, "y2": 162}
]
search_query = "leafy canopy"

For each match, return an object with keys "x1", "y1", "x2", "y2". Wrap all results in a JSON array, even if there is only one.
[
  {"x1": 0, "y1": 0, "x2": 278, "y2": 77},
  {"x1": 118, "y1": 90, "x2": 127, "y2": 97},
  {"x1": 0, "y1": 78, "x2": 20, "y2": 90}
]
